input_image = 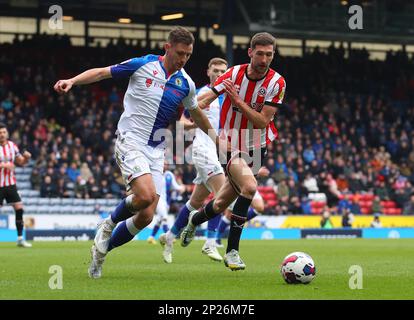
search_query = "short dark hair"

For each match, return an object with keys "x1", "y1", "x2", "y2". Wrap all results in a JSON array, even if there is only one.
[
  {"x1": 0, "y1": 123, "x2": 6, "y2": 130},
  {"x1": 250, "y1": 32, "x2": 276, "y2": 50},
  {"x1": 208, "y1": 57, "x2": 228, "y2": 68},
  {"x1": 167, "y1": 26, "x2": 195, "y2": 46}
]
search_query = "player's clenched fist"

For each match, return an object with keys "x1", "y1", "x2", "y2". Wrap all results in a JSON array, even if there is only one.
[
  {"x1": 53, "y1": 79, "x2": 73, "y2": 94},
  {"x1": 22, "y1": 151, "x2": 31, "y2": 159}
]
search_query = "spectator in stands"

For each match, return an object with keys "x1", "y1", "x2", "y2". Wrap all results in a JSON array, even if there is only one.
[
  {"x1": 74, "y1": 176, "x2": 88, "y2": 199},
  {"x1": 66, "y1": 162, "x2": 80, "y2": 182},
  {"x1": 303, "y1": 173, "x2": 319, "y2": 195},
  {"x1": 338, "y1": 193, "x2": 351, "y2": 215},
  {"x1": 370, "y1": 214, "x2": 382, "y2": 228},
  {"x1": 56, "y1": 177, "x2": 71, "y2": 198},
  {"x1": 342, "y1": 208, "x2": 354, "y2": 228},
  {"x1": 349, "y1": 195, "x2": 362, "y2": 215},
  {"x1": 372, "y1": 195, "x2": 383, "y2": 215},
  {"x1": 402, "y1": 193, "x2": 414, "y2": 215},
  {"x1": 30, "y1": 167, "x2": 41, "y2": 191},
  {"x1": 288, "y1": 196, "x2": 303, "y2": 215},
  {"x1": 276, "y1": 179, "x2": 289, "y2": 214},
  {"x1": 320, "y1": 207, "x2": 333, "y2": 229},
  {"x1": 40, "y1": 175, "x2": 57, "y2": 197}
]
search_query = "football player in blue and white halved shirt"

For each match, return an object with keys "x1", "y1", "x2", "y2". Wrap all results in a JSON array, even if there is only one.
[{"x1": 54, "y1": 27, "x2": 221, "y2": 279}]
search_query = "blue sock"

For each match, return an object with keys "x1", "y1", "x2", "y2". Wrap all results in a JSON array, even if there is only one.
[
  {"x1": 170, "y1": 201, "x2": 196, "y2": 236},
  {"x1": 108, "y1": 217, "x2": 140, "y2": 252},
  {"x1": 247, "y1": 207, "x2": 258, "y2": 221},
  {"x1": 216, "y1": 216, "x2": 230, "y2": 241},
  {"x1": 151, "y1": 224, "x2": 160, "y2": 237},
  {"x1": 207, "y1": 214, "x2": 221, "y2": 239},
  {"x1": 162, "y1": 224, "x2": 169, "y2": 233},
  {"x1": 110, "y1": 195, "x2": 135, "y2": 224}
]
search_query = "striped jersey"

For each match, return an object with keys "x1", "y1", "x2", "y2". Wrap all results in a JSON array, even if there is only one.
[
  {"x1": 110, "y1": 54, "x2": 198, "y2": 148},
  {"x1": 213, "y1": 64, "x2": 286, "y2": 151},
  {"x1": 0, "y1": 141, "x2": 20, "y2": 187}
]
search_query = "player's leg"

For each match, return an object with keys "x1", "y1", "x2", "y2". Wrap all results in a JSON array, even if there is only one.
[
  {"x1": 215, "y1": 208, "x2": 232, "y2": 247},
  {"x1": 222, "y1": 157, "x2": 257, "y2": 270},
  {"x1": 181, "y1": 179, "x2": 238, "y2": 246},
  {"x1": 166, "y1": 182, "x2": 210, "y2": 241},
  {"x1": 7, "y1": 186, "x2": 31, "y2": 248},
  {"x1": 160, "y1": 182, "x2": 210, "y2": 263},
  {"x1": 202, "y1": 173, "x2": 226, "y2": 261},
  {"x1": 247, "y1": 191, "x2": 265, "y2": 221},
  {"x1": 148, "y1": 201, "x2": 164, "y2": 244},
  {"x1": 107, "y1": 166, "x2": 162, "y2": 253}
]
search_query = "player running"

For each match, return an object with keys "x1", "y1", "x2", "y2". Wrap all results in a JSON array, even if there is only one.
[
  {"x1": 180, "y1": 32, "x2": 286, "y2": 271},
  {"x1": 0, "y1": 123, "x2": 32, "y2": 247},
  {"x1": 54, "y1": 27, "x2": 221, "y2": 279},
  {"x1": 147, "y1": 163, "x2": 185, "y2": 244}
]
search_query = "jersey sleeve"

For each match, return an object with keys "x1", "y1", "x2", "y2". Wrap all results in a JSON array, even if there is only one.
[
  {"x1": 212, "y1": 67, "x2": 233, "y2": 95},
  {"x1": 110, "y1": 56, "x2": 150, "y2": 79},
  {"x1": 12, "y1": 142, "x2": 21, "y2": 157},
  {"x1": 181, "y1": 78, "x2": 198, "y2": 110},
  {"x1": 265, "y1": 76, "x2": 286, "y2": 106}
]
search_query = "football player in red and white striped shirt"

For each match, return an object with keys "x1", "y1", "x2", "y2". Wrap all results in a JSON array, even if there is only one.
[
  {"x1": 0, "y1": 123, "x2": 32, "y2": 247},
  {"x1": 181, "y1": 33, "x2": 286, "y2": 270}
]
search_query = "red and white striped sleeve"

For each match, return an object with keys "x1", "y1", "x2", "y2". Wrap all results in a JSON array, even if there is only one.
[
  {"x1": 11, "y1": 142, "x2": 21, "y2": 157},
  {"x1": 212, "y1": 66, "x2": 234, "y2": 95},
  {"x1": 265, "y1": 75, "x2": 286, "y2": 107}
]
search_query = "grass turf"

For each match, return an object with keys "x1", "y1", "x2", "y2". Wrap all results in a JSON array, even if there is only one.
[{"x1": 0, "y1": 239, "x2": 413, "y2": 300}]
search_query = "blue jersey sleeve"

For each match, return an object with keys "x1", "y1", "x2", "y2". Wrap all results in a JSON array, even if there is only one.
[{"x1": 110, "y1": 55, "x2": 156, "y2": 79}]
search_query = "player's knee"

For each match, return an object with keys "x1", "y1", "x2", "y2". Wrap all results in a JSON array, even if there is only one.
[
  {"x1": 139, "y1": 211, "x2": 154, "y2": 227},
  {"x1": 240, "y1": 182, "x2": 257, "y2": 198},
  {"x1": 133, "y1": 192, "x2": 156, "y2": 208}
]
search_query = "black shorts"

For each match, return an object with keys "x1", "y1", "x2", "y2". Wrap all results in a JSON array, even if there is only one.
[
  {"x1": 220, "y1": 147, "x2": 267, "y2": 194},
  {"x1": 0, "y1": 185, "x2": 22, "y2": 205}
]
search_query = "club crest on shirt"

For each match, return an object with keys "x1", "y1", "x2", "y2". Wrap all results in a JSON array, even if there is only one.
[
  {"x1": 145, "y1": 78, "x2": 153, "y2": 88},
  {"x1": 175, "y1": 78, "x2": 183, "y2": 87}
]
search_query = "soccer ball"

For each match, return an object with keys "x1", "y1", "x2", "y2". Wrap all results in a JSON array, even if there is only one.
[{"x1": 280, "y1": 252, "x2": 316, "y2": 284}]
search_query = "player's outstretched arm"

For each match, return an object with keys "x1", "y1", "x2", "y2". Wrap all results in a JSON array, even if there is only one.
[
  {"x1": 53, "y1": 66, "x2": 112, "y2": 94},
  {"x1": 197, "y1": 90, "x2": 219, "y2": 110}
]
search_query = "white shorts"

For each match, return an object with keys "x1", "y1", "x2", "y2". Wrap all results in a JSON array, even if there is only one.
[
  {"x1": 192, "y1": 145, "x2": 224, "y2": 191},
  {"x1": 114, "y1": 133, "x2": 164, "y2": 196},
  {"x1": 228, "y1": 191, "x2": 263, "y2": 211}
]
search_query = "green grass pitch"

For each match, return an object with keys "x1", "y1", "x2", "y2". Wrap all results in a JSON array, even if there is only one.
[{"x1": 1, "y1": 239, "x2": 413, "y2": 300}]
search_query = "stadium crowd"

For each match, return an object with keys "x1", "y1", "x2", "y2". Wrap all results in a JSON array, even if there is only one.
[{"x1": 1, "y1": 33, "x2": 414, "y2": 215}]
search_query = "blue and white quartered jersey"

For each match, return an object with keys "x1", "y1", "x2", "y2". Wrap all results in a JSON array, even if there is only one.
[
  {"x1": 192, "y1": 84, "x2": 223, "y2": 150},
  {"x1": 160, "y1": 170, "x2": 182, "y2": 205},
  {"x1": 110, "y1": 54, "x2": 198, "y2": 148}
]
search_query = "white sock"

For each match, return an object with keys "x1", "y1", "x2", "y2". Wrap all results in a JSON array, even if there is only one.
[
  {"x1": 17, "y1": 236, "x2": 23, "y2": 241},
  {"x1": 126, "y1": 217, "x2": 141, "y2": 236},
  {"x1": 186, "y1": 200, "x2": 197, "y2": 212},
  {"x1": 222, "y1": 216, "x2": 231, "y2": 224},
  {"x1": 206, "y1": 238, "x2": 216, "y2": 246},
  {"x1": 166, "y1": 230, "x2": 175, "y2": 243}
]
